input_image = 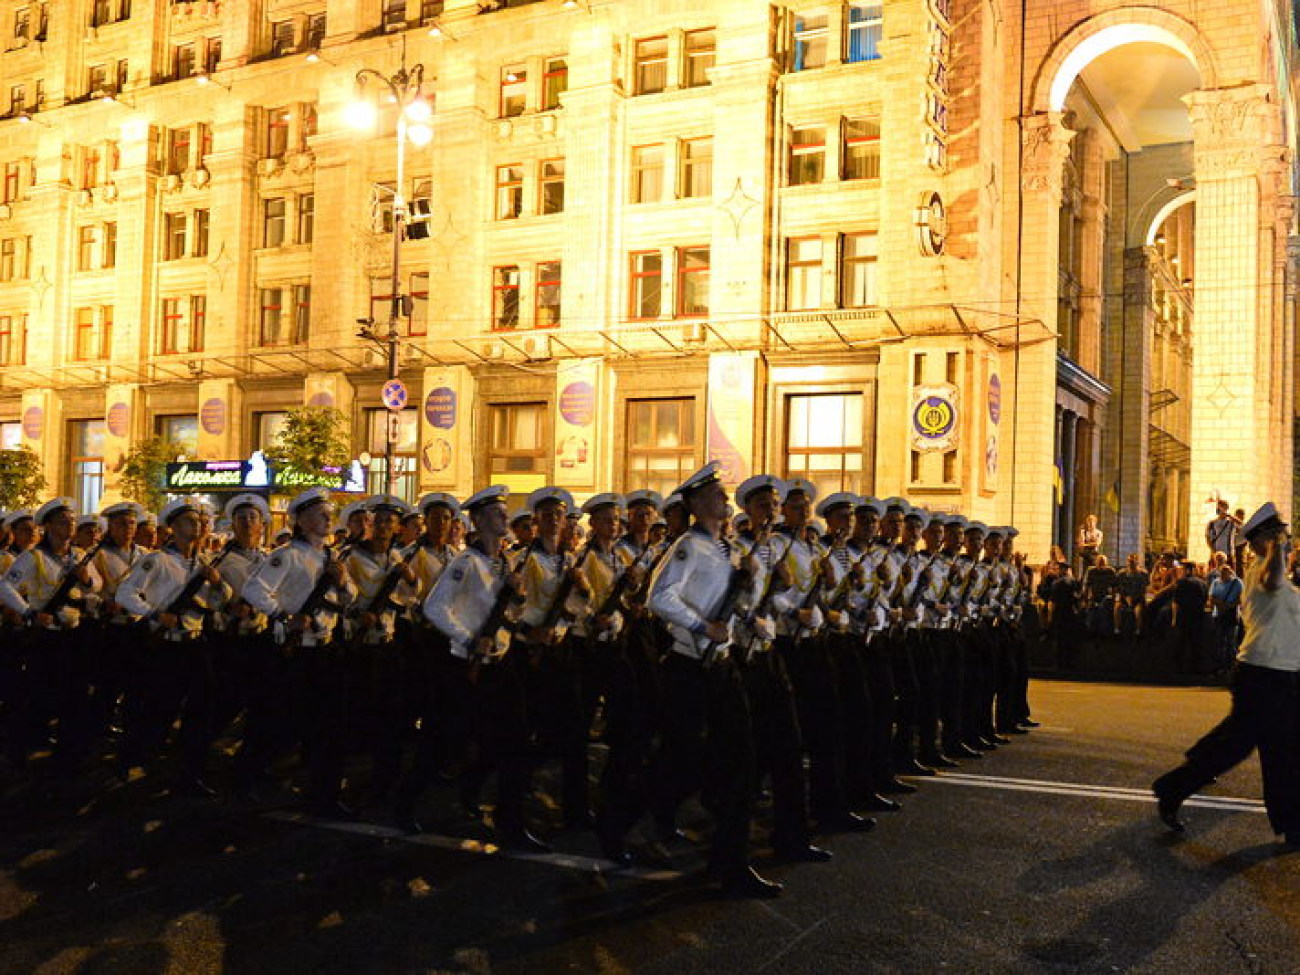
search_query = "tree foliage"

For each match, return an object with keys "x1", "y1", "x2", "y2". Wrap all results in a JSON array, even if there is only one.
[
  {"x1": 263, "y1": 406, "x2": 352, "y2": 493},
  {"x1": 119, "y1": 436, "x2": 186, "y2": 512},
  {"x1": 0, "y1": 446, "x2": 46, "y2": 510}
]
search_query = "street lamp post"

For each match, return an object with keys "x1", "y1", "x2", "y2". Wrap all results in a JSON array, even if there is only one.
[{"x1": 350, "y1": 58, "x2": 432, "y2": 497}]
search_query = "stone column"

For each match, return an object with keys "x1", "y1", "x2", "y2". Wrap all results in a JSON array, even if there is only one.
[
  {"x1": 1110, "y1": 247, "x2": 1156, "y2": 558},
  {"x1": 1060, "y1": 409, "x2": 1077, "y2": 560},
  {"x1": 1011, "y1": 112, "x2": 1074, "y2": 561},
  {"x1": 1185, "y1": 85, "x2": 1293, "y2": 540}
]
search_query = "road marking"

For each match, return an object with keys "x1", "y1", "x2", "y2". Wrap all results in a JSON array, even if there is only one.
[
  {"x1": 263, "y1": 810, "x2": 685, "y2": 880},
  {"x1": 927, "y1": 772, "x2": 1266, "y2": 814}
]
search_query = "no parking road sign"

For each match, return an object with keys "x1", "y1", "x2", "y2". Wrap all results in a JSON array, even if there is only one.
[{"x1": 381, "y1": 378, "x2": 409, "y2": 412}]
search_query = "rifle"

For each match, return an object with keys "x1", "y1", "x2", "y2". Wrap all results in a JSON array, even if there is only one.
[
  {"x1": 466, "y1": 556, "x2": 524, "y2": 680},
  {"x1": 156, "y1": 539, "x2": 237, "y2": 623},
  {"x1": 699, "y1": 552, "x2": 756, "y2": 665},
  {"x1": 734, "y1": 530, "x2": 792, "y2": 661},
  {"x1": 280, "y1": 545, "x2": 343, "y2": 650},
  {"x1": 35, "y1": 539, "x2": 105, "y2": 620},
  {"x1": 793, "y1": 534, "x2": 842, "y2": 643},
  {"x1": 533, "y1": 539, "x2": 594, "y2": 642},
  {"x1": 345, "y1": 543, "x2": 416, "y2": 643},
  {"x1": 888, "y1": 550, "x2": 938, "y2": 639}
]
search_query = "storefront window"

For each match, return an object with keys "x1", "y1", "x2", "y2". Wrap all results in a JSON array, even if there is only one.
[
  {"x1": 625, "y1": 397, "x2": 695, "y2": 498},
  {"x1": 784, "y1": 392, "x2": 864, "y2": 492}
]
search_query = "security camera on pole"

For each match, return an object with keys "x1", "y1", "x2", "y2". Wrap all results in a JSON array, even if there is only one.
[{"x1": 347, "y1": 47, "x2": 433, "y2": 496}]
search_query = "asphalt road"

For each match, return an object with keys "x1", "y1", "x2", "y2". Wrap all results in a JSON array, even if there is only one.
[{"x1": 2, "y1": 679, "x2": 1298, "y2": 975}]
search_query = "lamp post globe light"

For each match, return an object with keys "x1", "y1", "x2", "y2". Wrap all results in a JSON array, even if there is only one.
[{"x1": 349, "y1": 58, "x2": 433, "y2": 497}]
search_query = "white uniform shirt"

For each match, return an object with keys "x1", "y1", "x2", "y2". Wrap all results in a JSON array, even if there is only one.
[
  {"x1": 647, "y1": 526, "x2": 736, "y2": 660},
  {"x1": 346, "y1": 543, "x2": 414, "y2": 644},
  {"x1": 94, "y1": 543, "x2": 145, "y2": 624},
  {"x1": 241, "y1": 539, "x2": 356, "y2": 646},
  {"x1": 0, "y1": 543, "x2": 102, "y2": 629},
  {"x1": 770, "y1": 529, "x2": 826, "y2": 637},
  {"x1": 215, "y1": 545, "x2": 268, "y2": 635},
  {"x1": 1237, "y1": 561, "x2": 1300, "y2": 672},
  {"x1": 117, "y1": 545, "x2": 231, "y2": 639},
  {"x1": 730, "y1": 530, "x2": 791, "y2": 650},
  {"x1": 423, "y1": 543, "x2": 509, "y2": 658}
]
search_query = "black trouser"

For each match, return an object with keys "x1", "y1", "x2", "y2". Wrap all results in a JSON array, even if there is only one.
[
  {"x1": 994, "y1": 623, "x2": 1024, "y2": 732},
  {"x1": 913, "y1": 629, "x2": 944, "y2": 761},
  {"x1": 347, "y1": 637, "x2": 409, "y2": 798},
  {"x1": 737, "y1": 645, "x2": 810, "y2": 850},
  {"x1": 934, "y1": 629, "x2": 966, "y2": 753},
  {"x1": 961, "y1": 626, "x2": 994, "y2": 746},
  {"x1": 777, "y1": 634, "x2": 849, "y2": 820},
  {"x1": 394, "y1": 627, "x2": 464, "y2": 812},
  {"x1": 651, "y1": 651, "x2": 755, "y2": 875},
  {"x1": 888, "y1": 630, "x2": 921, "y2": 770},
  {"x1": 119, "y1": 631, "x2": 204, "y2": 773},
  {"x1": 287, "y1": 642, "x2": 349, "y2": 807},
  {"x1": 596, "y1": 618, "x2": 664, "y2": 843},
  {"x1": 859, "y1": 635, "x2": 896, "y2": 792},
  {"x1": 462, "y1": 645, "x2": 532, "y2": 836},
  {"x1": 233, "y1": 634, "x2": 294, "y2": 790},
  {"x1": 1157, "y1": 663, "x2": 1300, "y2": 835},
  {"x1": 6, "y1": 627, "x2": 79, "y2": 766},
  {"x1": 827, "y1": 631, "x2": 873, "y2": 807},
  {"x1": 523, "y1": 636, "x2": 590, "y2": 822}
]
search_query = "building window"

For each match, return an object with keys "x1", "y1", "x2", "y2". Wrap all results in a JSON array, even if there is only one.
[
  {"x1": 841, "y1": 232, "x2": 878, "y2": 307},
  {"x1": 630, "y1": 251, "x2": 662, "y2": 319},
  {"x1": 366, "y1": 409, "x2": 419, "y2": 503},
  {"x1": 843, "y1": 117, "x2": 881, "y2": 180},
  {"x1": 270, "y1": 20, "x2": 295, "y2": 56},
  {"x1": 300, "y1": 102, "x2": 318, "y2": 146},
  {"x1": 676, "y1": 246, "x2": 710, "y2": 318},
  {"x1": 785, "y1": 392, "x2": 864, "y2": 492},
  {"x1": 489, "y1": 402, "x2": 547, "y2": 475},
  {"x1": 789, "y1": 126, "x2": 826, "y2": 185},
  {"x1": 160, "y1": 296, "x2": 204, "y2": 354},
  {"x1": 68, "y1": 419, "x2": 107, "y2": 516},
  {"x1": 74, "y1": 306, "x2": 111, "y2": 361},
  {"x1": 543, "y1": 57, "x2": 567, "y2": 110},
  {"x1": 495, "y1": 164, "x2": 523, "y2": 219},
  {"x1": 81, "y1": 146, "x2": 101, "y2": 190},
  {"x1": 535, "y1": 261, "x2": 561, "y2": 328},
  {"x1": 163, "y1": 212, "x2": 187, "y2": 260},
  {"x1": 193, "y1": 208, "x2": 210, "y2": 257},
  {"x1": 292, "y1": 284, "x2": 311, "y2": 343},
  {"x1": 409, "y1": 272, "x2": 428, "y2": 336},
  {"x1": 0, "y1": 313, "x2": 24, "y2": 365},
  {"x1": 306, "y1": 12, "x2": 326, "y2": 50},
  {"x1": 381, "y1": 0, "x2": 407, "y2": 31},
  {"x1": 787, "y1": 237, "x2": 822, "y2": 310},
  {"x1": 680, "y1": 137, "x2": 712, "y2": 198},
  {"x1": 631, "y1": 144, "x2": 664, "y2": 203},
  {"x1": 846, "y1": 2, "x2": 883, "y2": 62},
  {"x1": 634, "y1": 36, "x2": 668, "y2": 94},
  {"x1": 370, "y1": 276, "x2": 395, "y2": 328},
  {"x1": 0, "y1": 238, "x2": 16, "y2": 281},
  {"x1": 77, "y1": 226, "x2": 97, "y2": 271},
  {"x1": 255, "y1": 411, "x2": 289, "y2": 450},
  {"x1": 625, "y1": 398, "x2": 695, "y2": 497},
  {"x1": 8, "y1": 84, "x2": 23, "y2": 115},
  {"x1": 684, "y1": 29, "x2": 715, "y2": 87},
  {"x1": 793, "y1": 11, "x2": 828, "y2": 71},
  {"x1": 172, "y1": 42, "x2": 196, "y2": 80},
  {"x1": 263, "y1": 197, "x2": 286, "y2": 247},
  {"x1": 204, "y1": 37, "x2": 222, "y2": 73},
  {"x1": 1, "y1": 421, "x2": 18, "y2": 448},
  {"x1": 265, "y1": 107, "x2": 289, "y2": 158},
  {"x1": 166, "y1": 127, "x2": 190, "y2": 174},
  {"x1": 500, "y1": 65, "x2": 526, "y2": 117},
  {"x1": 258, "y1": 287, "x2": 285, "y2": 346},
  {"x1": 297, "y1": 193, "x2": 315, "y2": 243},
  {"x1": 2, "y1": 162, "x2": 19, "y2": 203},
  {"x1": 13, "y1": 6, "x2": 29, "y2": 42},
  {"x1": 103, "y1": 221, "x2": 117, "y2": 268},
  {"x1": 157, "y1": 415, "x2": 199, "y2": 455},
  {"x1": 539, "y1": 159, "x2": 565, "y2": 214},
  {"x1": 492, "y1": 266, "x2": 520, "y2": 330}
]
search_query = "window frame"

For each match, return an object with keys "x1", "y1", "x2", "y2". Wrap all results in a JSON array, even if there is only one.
[
  {"x1": 629, "y1": 250, "x2": 663, "y2": 320},
  {"x1": 675, "y1": 245, "x2": 710, "y2": 319},
  {"x1": 634, "y1": 36, "x2": 669, "y2": 95},
  {"x1": 535, "y1": 260, "x2": 561, "y2": 329},
  {"x1": 488, "y1": 401, "x2": 548, "y2": 477},
  {"x1": 491, "y1": 265, "x2": 521, "y2": 331}
]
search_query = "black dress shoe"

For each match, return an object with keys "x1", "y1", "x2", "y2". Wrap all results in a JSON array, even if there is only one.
[
  {"x1": 500, "y1": 828, "x2": 552, "y2": 853},
  {"x1": 947, "y1": 742, "x2": 983, "y2": 759},
  {"x1": 1152, "y1": 778, "x2": 1187, "y2": 832},
  {"x1": 1019, "y1": 718, "x2": 1041, "y2": 728},
  {"x1": 969, "y1": 738, "x2": 998, "y2": 751},
  {"x1": 896, "y1": 759, "x2": 937, "y2": 777},
  {"x1": 655, "y1": 820, "x2": 689, "y2": 843},
  {"x1": 1000, "y1": 726, "x2": 1030, "y2": 736},
  {"x1": 861, "y1": 793, "x2": 901, "y2": 812},
  {"x1": 879, "y1": 777, "x2": 918, "y2": 795},
  {"x1": 562, "y1": 810, "x2": 597, "y2": 831},
  {"x1": 990, "y1": 734, "x2": 1012, "y2": 745},
  {"x1": 774, "y1": 843, "x2": 834, "y2": 863},
  {"x1": 817, "y1": 811, "x2": 876, "y2": 833},
  {"x1": 921, "y1": 754, "x2": 960, "y2": 769},
  {"x1": 719, "y1": 865, "x2": 783, "y2": 899}
]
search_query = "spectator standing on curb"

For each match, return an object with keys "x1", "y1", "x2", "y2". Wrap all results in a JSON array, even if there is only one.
[
  {"x1": 1208, "y1": 562, "x2": 1243, "y2": 676},
  {"x1": 1206, "y1": 500, "x2": 1238, "y2": 566}
]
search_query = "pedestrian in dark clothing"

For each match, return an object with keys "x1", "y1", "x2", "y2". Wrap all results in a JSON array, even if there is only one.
[{"x1": 1172, "y1": 561, "x2": 1207, "y2": 673}]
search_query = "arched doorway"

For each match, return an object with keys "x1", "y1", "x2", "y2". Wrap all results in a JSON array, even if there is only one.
[{"x1": 1041, "y1": 23, "x2": 1203, "y2": 562}]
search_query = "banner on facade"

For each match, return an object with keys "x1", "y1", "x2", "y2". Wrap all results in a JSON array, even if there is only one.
[
  {"x1": 706, "y1": 352, "x2": 757, "y2": 488},
  {"x1": 553, "y1": 358, "x2": 599, "y2": 487},
  {"x1": 984, "y1": 372, "x2": 1000, "y2": 488},
  {"x1": 910, "y1": 383, "x2": 959, "y2": 453},
  {"x1": 419, "y1": 366, "x2": 468, "y2": 493}
]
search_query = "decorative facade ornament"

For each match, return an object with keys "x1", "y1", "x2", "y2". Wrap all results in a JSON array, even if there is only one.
[{"x1": 1020, "y1": 112, "x2": 1074, "y2": 198}]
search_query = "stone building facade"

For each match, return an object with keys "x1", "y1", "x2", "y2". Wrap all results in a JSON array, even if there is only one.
[{"x1": 0, "y1": 0, "x2": 1294, "y2": 557}]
